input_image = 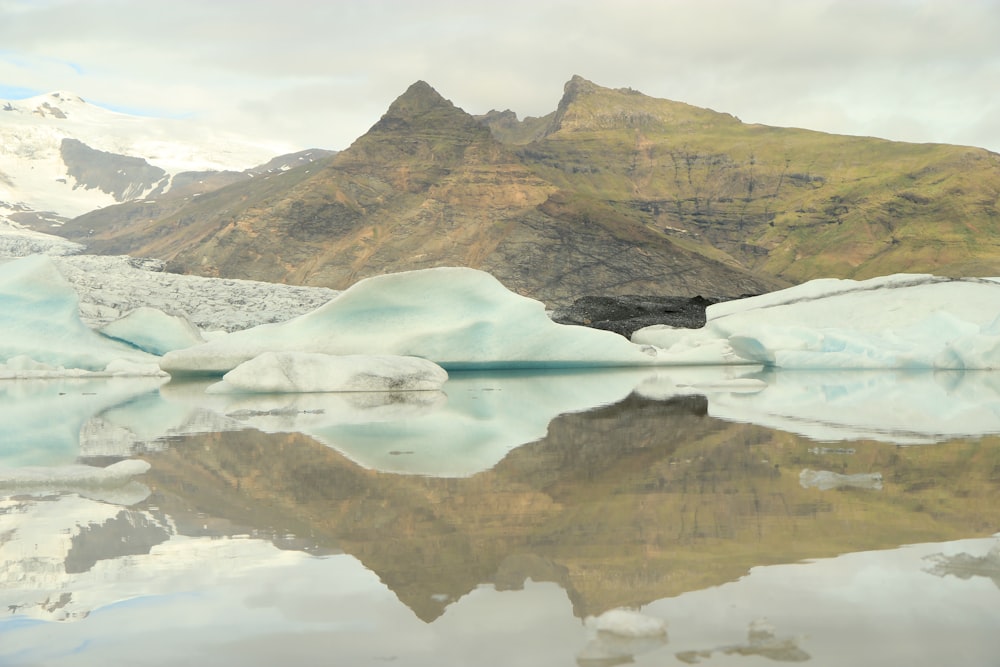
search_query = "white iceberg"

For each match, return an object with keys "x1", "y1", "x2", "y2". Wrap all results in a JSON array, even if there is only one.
[
  {"x1": 587, "y1": 607, "x2": 668, "y2": 638},
  {"x1": 99, "y1": 306, "x2": 205, "y2": 355},
  {"x1": 5, "y1": 252, "x2": 1000, "y2": 378},
  {"x1": 578, "y1": 607, "x2": 669, "y2": 664},
  {"x1": 161, "y1": 267, "x2": 662, "y2": 375},
  {"x1": 634, "y1": 274, "x2": 1000, "y2": 369},
  {"x1": 206, "y1": 351, "x2": 448, "y2": 394},
  {"x1": 0, "y1": 255, "x2": 164, "y2": 376}
]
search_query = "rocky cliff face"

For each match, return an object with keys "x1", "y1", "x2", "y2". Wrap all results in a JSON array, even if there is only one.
[
  {"x1": 510, "y1": 77, "x2": 1000, "y2": 283},
  {"x1": 60, "y1": 138, "x2": 168, "y2": 202}
]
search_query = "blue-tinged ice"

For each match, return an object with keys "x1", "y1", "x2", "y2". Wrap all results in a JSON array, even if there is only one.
[
  {"x1": 99, "y1": 306, "x2": 204, "y2": 356},
  {"x1": 161, "y1": 267, "x2": 663, "y2": 375},
  {"x1": 0, "y1": 255, "x2": 164, "y2": 376},
  {"x1": 634, "y1": 274, "x2": 1000, "y2": 369}
]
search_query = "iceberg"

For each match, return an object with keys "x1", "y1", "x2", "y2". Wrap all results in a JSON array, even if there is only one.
[
  {"x1": 634, "y1": 274, "x2": 1000, "y2": 369},
  {"x1": 160, "y1": 267, "x2": 662, "y2": 375},
  {"x1": 0, "y1": 255, "x2": 164, "y2": 376},
  {"x1": 3, "y1": 252, "x2": 1000, "y2": 379},
  {"x1": 206, "y1": 351, "x2": 448, "y2": 394},
  {"x1": 578, "y1": 607, "x2": 668, "y2": 664},
  {"x1": 99, "y1": 306, "x2": 205, "y2": 356}
]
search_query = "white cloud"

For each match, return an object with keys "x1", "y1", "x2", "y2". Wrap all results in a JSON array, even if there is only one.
[{"x1": 0, "y1": 0, "x2": 997, "y2": 152}]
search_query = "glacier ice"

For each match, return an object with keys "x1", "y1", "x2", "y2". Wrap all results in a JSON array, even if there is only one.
[
  {"x1": 161, "y1": 266, "x2": 663, "y2": 375},
  {"x1": 634, "y1": 274, "x2": 1000, "y2": 369},
  {"x1": 206, "y1": 351, "x2": 448, "y2": 394},
  {"x1": 99, "y1": 306, "x2": 205, "y2": 355},
  {"x1": 3, "y1": 252, "x2": 1000, "y2": 380},
  {"x1": 52, "y1": 254, "x2": 337, "y2": 332},
  {"x1": 0, "y1": 255, "x2": 164, "y2": 377}
]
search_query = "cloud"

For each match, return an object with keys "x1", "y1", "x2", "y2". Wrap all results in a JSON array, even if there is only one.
[{"x1": 0, "y1": 0, "x2": 998, "y2": 152}]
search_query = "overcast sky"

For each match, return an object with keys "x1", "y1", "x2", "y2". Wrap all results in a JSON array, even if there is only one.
[{"x1": 1, "y1": 0, "x2": 998, "y2": 154}]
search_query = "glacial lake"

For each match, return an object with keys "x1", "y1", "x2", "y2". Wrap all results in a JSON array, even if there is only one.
[{"x1": 2, "y1": 367, "x2": 999, "y2": 666}]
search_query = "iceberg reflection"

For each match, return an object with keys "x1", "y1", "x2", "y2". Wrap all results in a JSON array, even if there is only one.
[{"x1": 2, "y1": 368, "x2": 999, "y2": 479}]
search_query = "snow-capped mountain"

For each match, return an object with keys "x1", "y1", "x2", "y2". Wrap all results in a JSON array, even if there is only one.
[{"x1": 0, "y1": 91, "x2": 302, "y2": 229}]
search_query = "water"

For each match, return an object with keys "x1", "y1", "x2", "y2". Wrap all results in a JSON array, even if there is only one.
[{"x1": 1, "y1": 368, "x2": 999, "y2": 666}]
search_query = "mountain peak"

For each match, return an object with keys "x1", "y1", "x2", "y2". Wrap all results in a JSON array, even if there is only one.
[
  {"x1": 545, "y1": 75, "x2": 735, "y2": 136},
  {"x1": 352, "y1": 80, "x2": 492, "y2": 152},
  {"x1": 41, "y1": 91, "x2": 87, "y2": 105},
  {"x1": 563, "y1": 74, "x2": 601, "y2": 98},
  {"x1": 1, "y1": 90, "x2": 91, "y2": 119},
  {"x1": 382, "y1": 80, "x2": 455, "y2": 120}
]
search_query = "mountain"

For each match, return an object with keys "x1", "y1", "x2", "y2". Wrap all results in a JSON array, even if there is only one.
[
  {"x1": 54, "y1": 76, "x2": 1000, "y2": 304},
  {"x1": 498, "y1": 76, "x2": 1000, "y2": 283},
  {"x1": 0, "y1": 91, "x2": 332, "y2": 230},
  {"x1": 58, "y1": 81, "x2": 785, "y2": 305}
]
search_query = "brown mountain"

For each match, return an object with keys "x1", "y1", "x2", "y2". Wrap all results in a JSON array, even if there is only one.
[
  {"x1": 59, "y1": 80, "x2": 786, "y2": 306},
  {"x1": 59, "y1": 76, "x2": 1000, "y2": 305}
]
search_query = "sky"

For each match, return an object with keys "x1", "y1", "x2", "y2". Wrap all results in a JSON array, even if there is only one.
[{"x1": 1, "y1": 0, "x2": 998, "y2": 154}]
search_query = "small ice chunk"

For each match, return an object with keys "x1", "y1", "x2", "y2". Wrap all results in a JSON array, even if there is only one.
[{"x1": 587, "y1": 608, "x2": 667, "y2": 638}]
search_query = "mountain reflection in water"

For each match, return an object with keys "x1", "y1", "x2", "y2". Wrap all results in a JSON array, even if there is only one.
[{"x1": 1, "y1": 368, "x2": 999, "y2": 666}]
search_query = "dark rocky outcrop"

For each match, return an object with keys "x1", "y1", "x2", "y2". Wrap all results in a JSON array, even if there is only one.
[
  {"x1": 60, "y1": 138, "x2": 168, "y2": 201},
  {"x1": 551, "y1": 294, "x2": 724, "y2": 337}
]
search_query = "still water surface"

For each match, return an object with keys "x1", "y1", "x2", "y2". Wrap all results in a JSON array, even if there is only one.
[{"x1": 1, "y1": 368, "x2": 999, "y2": 666}]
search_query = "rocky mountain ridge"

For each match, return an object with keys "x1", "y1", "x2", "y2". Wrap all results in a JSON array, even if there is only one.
[
  {"x1": 51, "y1": 76, "x2": 1000, "y2": 305},
  {"x1": 58, "y1": 80, "x2": 786, "y2": 305}
]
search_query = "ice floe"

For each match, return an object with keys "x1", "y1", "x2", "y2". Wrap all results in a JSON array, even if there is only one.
[{"x1": 634, "y1": 274, "x2": 1000, "y2": 370}]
